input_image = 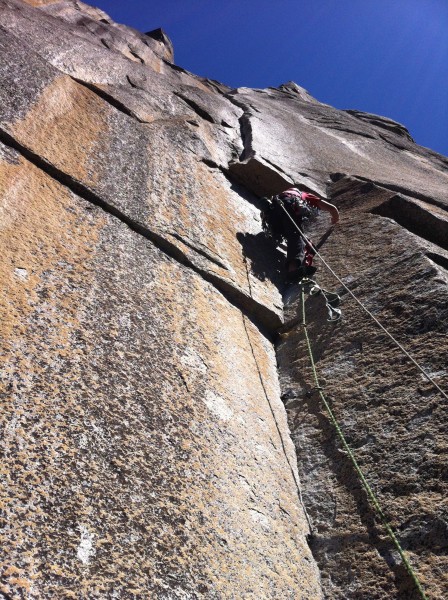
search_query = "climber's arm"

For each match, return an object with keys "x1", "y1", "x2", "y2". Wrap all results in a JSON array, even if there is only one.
[{"x1": 316, "y1": 198, "x2": 340, "y2": 224}]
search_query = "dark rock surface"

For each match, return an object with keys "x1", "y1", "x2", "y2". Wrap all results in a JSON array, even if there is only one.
[
  {"x1": 278, "y1": 177, "x2": 448, "y2": 599},
  {"x1": 1, "y1": 1, "x2": 447, "y2": 598}
]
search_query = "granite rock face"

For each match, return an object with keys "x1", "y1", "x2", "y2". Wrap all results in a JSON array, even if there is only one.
[
  {"x1": 1, "y1": 143, "x2": 319, "y2": 598},
  {"x1": 1, "y1": 1, "x2": 447, "y2": 598},
  {"x1": 279, "y1": 177, "x2": 448, "y2": 599}
]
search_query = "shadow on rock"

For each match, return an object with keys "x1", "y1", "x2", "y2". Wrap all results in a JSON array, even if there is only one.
[{"x1": 237, "y1": 231, "x2": 286, "y2": 292}]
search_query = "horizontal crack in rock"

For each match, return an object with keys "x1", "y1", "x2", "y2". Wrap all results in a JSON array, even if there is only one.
[
  {"x1": 426, "y1": 252, "x2": 448, "y2": 272},
  {"x1": 355, "y1": 175, "x2": 448, "y2": 211},
  {"x1": 0, "y1": 127, "x2": 280, "y2": 337},
  {"x1": 173, "y1": 92, "x2": 215, "y2": 124},
  {"x1": 371, "y1": 194, "x2": 448, "y2": 251},
  {"x1": 72, "y1": 77, "x2": 147, "y2": 123}
]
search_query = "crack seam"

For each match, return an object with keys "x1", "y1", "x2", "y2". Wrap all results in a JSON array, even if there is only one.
[
  {"x1": 0, "y1": 127, "x2": 278, "y2": 338},
  {"x1": 71, "y1": 77, "x2": 147, "y2": 123},
  {"x1": 224, "y1": 94, "x2": 255, "y2": 162},
  {"x1": 167, "y1": 231, "x2": 230, "y2": 271},
  {"x1": 173, "y1": 92, "x2": 215, "y2": 124},
  {"x1": 354, "y1": 175, "x2": 448, "y2": 212}
]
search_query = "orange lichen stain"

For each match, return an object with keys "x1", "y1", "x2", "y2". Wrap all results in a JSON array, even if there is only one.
[
  {"x1": 3, "y1": 566, "x2": 21, "y2": 577},
  {"x1": 8, "y1": 577, "x2": 32, "y2": 591},
  {"x1": 20, "y1": 0, "x2": 57, "y2": 5},
  {"x1": 0, "y1": 153, "x2": 106, "y2": 583},
  {"x1": 2, "y1": 566, "x2": 34, "y2": 592},
  {"x1": 48, "y1": 564, "x2": 68, "y2": 577},
  {"x1": 21, "y1": 0, "x2": 58, "y2": 5},
  {"x1": 0, "y1": 154, "x2": 101, "y2": 343},
  {"x1": 10, "y1": 76, "x2": 108, "y2": 189}
]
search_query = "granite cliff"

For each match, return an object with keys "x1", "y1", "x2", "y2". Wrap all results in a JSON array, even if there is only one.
[{"x1": 1, "y1": 1, "x2": 447, "y2": 598}]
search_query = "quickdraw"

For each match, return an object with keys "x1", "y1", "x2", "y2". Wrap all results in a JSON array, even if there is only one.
[{"x1": 300, "y1": 277, "x2": 342, "y2": 322}]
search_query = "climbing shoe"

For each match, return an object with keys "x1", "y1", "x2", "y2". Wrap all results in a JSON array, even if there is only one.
[{"x1": 286, "y1": 265, "x2": 317, "y2": 283}]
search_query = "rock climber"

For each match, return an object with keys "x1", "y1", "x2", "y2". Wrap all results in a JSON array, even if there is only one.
[{"x1": 275, "y1": 186, "x2": 339, "y2": 282}]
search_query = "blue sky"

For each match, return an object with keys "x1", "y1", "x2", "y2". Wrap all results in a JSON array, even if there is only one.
[{"x1": 92, "y1": 0, "x2": 448, "y2": 157}]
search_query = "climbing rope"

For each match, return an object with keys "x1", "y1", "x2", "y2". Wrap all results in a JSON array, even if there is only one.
[
  {"x1": 279, "y1": 202, "x2": 448, "y2": 402},
  {"x1": 300, "y1": 287, "x2": 428, "y2": 600}
]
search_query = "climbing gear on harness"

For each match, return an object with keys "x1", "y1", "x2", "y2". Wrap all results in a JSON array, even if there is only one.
[
  {"x1": 301, "y1": 278, "x2": 342, "y2": 321},
  {"x1": 299, "y1": 287, "x2": 428, "y2": 600}
]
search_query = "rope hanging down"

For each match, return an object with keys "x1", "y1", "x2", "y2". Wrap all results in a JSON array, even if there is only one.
[
  {"x1": 300, "y1": 287, "x2": 428, "y2": 600},
  {"x1": 279, "y1": 203, "x2": 448, "y2": 402}
]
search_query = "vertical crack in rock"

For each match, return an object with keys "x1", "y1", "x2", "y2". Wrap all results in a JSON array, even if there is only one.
[
  {"x1": 222, "y1": 94, "x2": 297, "y2": 196},
  {"x1": 241, "y1": 247, "x2": 314, "y2": 533},
  {"x1": 236, "y1": 110, "x2": 254, "y2": 162},
  {"x1": 224, "y1": 94, "x2": 255, "y2": 162},
  {"x1": 242, "y1": 312, "x2": 313, "y2": 530}
]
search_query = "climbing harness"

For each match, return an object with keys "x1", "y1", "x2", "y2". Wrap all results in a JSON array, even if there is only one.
[
  {"x1": 278, "y1": 202, "x2": 448, "y2": 402},
  {"x1": 300, "y1": 286, "x2": 428, "y2": 600}
]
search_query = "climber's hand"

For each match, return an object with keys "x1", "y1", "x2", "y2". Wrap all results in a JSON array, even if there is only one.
[{"x1": 331, "y1": 209, "x2": 340, "y2": 225}]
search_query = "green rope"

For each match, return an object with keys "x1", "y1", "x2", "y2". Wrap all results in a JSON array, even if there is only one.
[
  {"x1": 278, "y1": 201, "x2": 448, "y2": 402},
  {"x1": 300, "y1": 287, "x2": 428, "y2": 600}
]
